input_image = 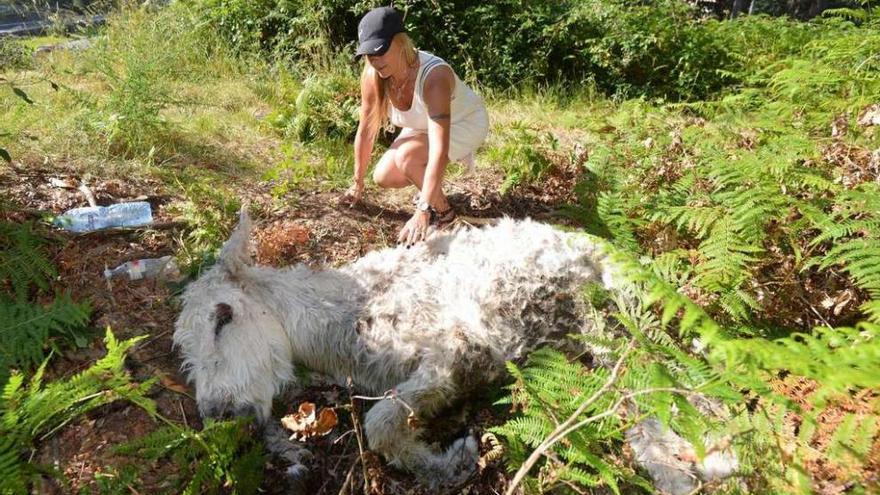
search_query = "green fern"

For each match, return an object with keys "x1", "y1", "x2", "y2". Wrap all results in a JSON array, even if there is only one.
[
  {"x1": 0, "y1": 329, "x2": 156, "y2": 494},
  {"x1": 602, "y1": 240, "x2": 880, "y2": 491},
  {"x1": 0, "y1": 221, "x2": 92, "y2": 387},
  {"x1": 492, "y1": 272, "x2": 749, "y2": 493},
  {"x1": 0, "y1": 295, "x2": 91, "y2": 386},
  {"x1": 0, "y1": 221, "x2": 56, "y2": 303},
  {"x1": 114, "y1": 418, "x2": 265, "y2": 494}
]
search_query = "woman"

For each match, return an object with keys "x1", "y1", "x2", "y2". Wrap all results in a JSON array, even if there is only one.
[{"x1": 343, "y1": 7, "x2": 489, "y2": 246}]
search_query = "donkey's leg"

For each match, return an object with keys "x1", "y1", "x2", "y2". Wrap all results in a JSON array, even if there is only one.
[
  {"x1": 263, "y1": 421, "x2": 312, "y2": 492},
  {"x1": 363, "y1": 369, "x2": 478, "y2": 486}
]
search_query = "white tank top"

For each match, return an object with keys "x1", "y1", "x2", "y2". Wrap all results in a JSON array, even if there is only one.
[{"x1": 389, "y1": 50, "x2": 485, "y2": 130}]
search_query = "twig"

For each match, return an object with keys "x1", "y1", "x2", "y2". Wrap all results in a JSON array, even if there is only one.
[
  {"x1": 797, "y1": 294, "x2": 834, "y2": 330},
  {"x1": 179, "y1": 399, "x2": 188, "y2": 428},
  {"x1": 558, "y1": 478, "x2": 588, "y2": 495},
  {"x1": 554, "y1": 386, "x2": 698, "y2": 442},
  {"x1": 78, "y1": 182, "x2": 97, "y2": 207},
  {"x1": 683, "y1": 480, "x2": 704, "y2": 495},
  {"x1": 333, "y1": 428, "x2": 356, "y2": 445},
  {"x1": 337, "y1": 459, "x2": 358, "y2": 495},
  {"x1": 458, "y1": 215, "x2": 499, "y2": 228},
  {"x1": 68, "y1": 221, "x2": 188, "y2": 237},
  {"x1": 104, "y1": 271, "x2": 117, "y2": 307},
  {"x1": 319, "y1": 438, "x2": 352, "y2": 495},
  {"x1": 347, "y1": 377, "x2": 371, "y2": 495},
  {"x1": 505, "y1": 340, "x2": 635, "y2": 495},
  {"x1": 136, "y1": 328, "x2": 171, "y2": 350},
  {"x1": 352, "y1": 389, "x2": 416, "y2": 417}
]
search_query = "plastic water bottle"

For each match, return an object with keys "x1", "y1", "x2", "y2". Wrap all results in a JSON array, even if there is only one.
[
  {"x1": 54, "y1": 201, "x2": 153, "y2": 233},
  {"x1": 104, "y1": 256, "x2": 179, "y2": 281}
]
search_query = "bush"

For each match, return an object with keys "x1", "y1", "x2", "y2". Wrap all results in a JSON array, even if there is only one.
[
  {"x1": 0, "y1": 38, "x2": 32, "y2": 71},
  {"x1": 184, "y1": 0, "x2": 748, "y2": 100},
  {"x1": 483, "y1": 125, "x2": 557, "y2": 194},
  {"x1": 273, "y1": 71, "x2": 360, "y2": 143},
  {"x1": 86, "y1": 4, "x2": 240, "y2": 157}
]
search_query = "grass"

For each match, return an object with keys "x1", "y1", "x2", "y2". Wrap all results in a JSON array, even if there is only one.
[{"x1": 4, "y1": 4, "x2": 880, "y2": 494}]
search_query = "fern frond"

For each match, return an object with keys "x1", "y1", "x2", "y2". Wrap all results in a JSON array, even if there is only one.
[
  {"x1": 0, "y1": 295, "x2": 91, "y2": 386},
  {"x1": 115, "y1": 419, "x2": 265, "y2": 494},
  {"x1": 654, "y1": 205, "x2": 724, "y2": 238},
  {"x1": 0, "y1": 329, "x2": 155, "y2": 493},
  {"x1": 817, "y1": 239, "x2": 880, "y2": 295},
  {"x1": 0, "y1": 222, "x2": 56, "y2": 303}
]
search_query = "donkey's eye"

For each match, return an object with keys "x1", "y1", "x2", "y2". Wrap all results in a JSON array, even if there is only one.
[{"x1": 214, "y1": 303, "x2": 233, "y2": 337}]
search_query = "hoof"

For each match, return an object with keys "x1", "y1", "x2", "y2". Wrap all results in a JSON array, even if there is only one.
[
  {"x1": 438, "y1": 435, "x2": 479, "y2": 486},
  {"x1": 283, "y1": 463, "x2": 310, "y2": 493}
]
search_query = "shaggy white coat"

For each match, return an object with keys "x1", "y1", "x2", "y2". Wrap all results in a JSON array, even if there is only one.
[{"x1": 173, "y1": 213, "x2": 734, "y2": 492}]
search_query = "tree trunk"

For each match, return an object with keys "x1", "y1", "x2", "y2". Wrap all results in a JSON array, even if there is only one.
[
  {"x1": 730, "y1": 0, "x2": 748, "y2": 18},
  {"x1": 809, "y1": 0, "x2": 828, "y2": 18}
]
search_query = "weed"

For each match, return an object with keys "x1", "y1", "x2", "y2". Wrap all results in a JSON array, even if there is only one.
[
  {"x1": 483, "y1": 124, "x2": 557, "y2": 194},
  {"x1": 164, "y1": 173, "x2": 242, "y2": 275}
]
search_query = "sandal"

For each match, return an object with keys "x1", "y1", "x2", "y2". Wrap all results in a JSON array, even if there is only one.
[{"x1": 432, "y1": 206, "x2": 457, "y2": 228}]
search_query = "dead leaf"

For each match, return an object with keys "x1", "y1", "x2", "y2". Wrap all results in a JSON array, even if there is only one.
[
  {"x1": 406, "y1": 411, "x2": 421, "y2": 430},
  {"x1": 281, "y1": 402, "x2": 338, "y2": 441},
  {"x1": 49, "y1": 178, "x2": 76, "y2": 189},
  {"x1": 159, "y1": 373, "x2": 189, "y2": 394},
  {"x1": 858, "y1": 104, "x2": 880, "y2": 127},
  {"x1": 831, "y1": 113, "x2": 849, "y2": 139}
]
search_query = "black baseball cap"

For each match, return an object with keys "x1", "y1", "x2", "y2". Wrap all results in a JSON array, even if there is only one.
[{"x1": 356, "y1": 7, "x2": 405, "y2": 56}]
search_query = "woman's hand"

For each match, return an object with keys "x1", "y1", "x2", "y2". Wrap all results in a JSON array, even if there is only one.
[
  {"x1": 340, "y1": 180, "x2": 364, "y2": 207},
  {"x1": 398, "y1": 210, "x2": 431, "y2": 247}
]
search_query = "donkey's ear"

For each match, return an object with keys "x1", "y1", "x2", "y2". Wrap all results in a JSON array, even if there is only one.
[
  {"x1": 213, "y1": 302, "x2": 234, "y2": 337},
  {"x1": 219, "y1": 208, "x2": 253, "y2": 275}
]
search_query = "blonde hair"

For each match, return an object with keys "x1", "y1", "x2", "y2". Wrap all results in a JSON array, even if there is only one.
[{"x1": 361, "y1": 33, "x2": 418, "y2": 132}]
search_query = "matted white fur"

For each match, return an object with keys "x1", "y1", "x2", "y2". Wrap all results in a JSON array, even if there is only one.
[{"x1": 173, "y1": 213, "x2": 735, "y2": 492}]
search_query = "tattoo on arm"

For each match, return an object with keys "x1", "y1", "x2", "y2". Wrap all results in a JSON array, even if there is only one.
[{"x1": 429, "y1": 113, "x2": 451, "y2": 122}]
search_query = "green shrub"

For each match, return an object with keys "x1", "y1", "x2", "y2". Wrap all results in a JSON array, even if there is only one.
[
  {"x1": 0, "y1": 39, "x2": 32, "y2": 71},
  {"x1": 483, "y1": 125, "x2": 557, "y2": 194},
  {"x1": 272, "y1": 71, "x2": 359, "y2": 143},
  {"x1": 184, "y1": 0, "x2": 746, "y2": 99},
  {"x1": 86, "y1": 4, "x2": 241, "y2": 158},
  {"x1": 0, "y1": 329, "x2": 157, "y2": 494},
  {"x1": 165, "y1": 175, "x2": 242, "y2": 275},
  {"x1": 113, "y1": 419, "x2": 265, "y2": 494}
]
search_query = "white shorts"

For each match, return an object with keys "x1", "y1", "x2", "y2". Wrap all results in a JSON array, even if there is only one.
[{"x1": 394, "y1": 107, "x2": 489, "y2": 172}]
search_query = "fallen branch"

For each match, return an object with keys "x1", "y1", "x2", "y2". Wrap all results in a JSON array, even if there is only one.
[
  {"x1": 70, "y1": 221, "x2": 188, "y2": 237},
  {"x1": 352, "y1": 389, "x2": 416, "y2": 417},
  {"x1": 506, "y1": 340, "x2": 634, "y2": 495},
  {"x1": 78, "y1": 182, "x2": 98, "y2": 207},
  {"x1": 506, "y1": 336, "x2": 704, "y2": 495},
  {"x1": 347, "y1": 377, "x2": 371, "y2": 495}
]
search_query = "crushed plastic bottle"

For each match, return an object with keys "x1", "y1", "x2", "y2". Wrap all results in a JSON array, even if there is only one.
[
  {"x1": 54, "y1": 201, "x2": 153, "y2": 233},
  {"x1": 104, "y1": 256, "x2": 180, "y2": 281}
]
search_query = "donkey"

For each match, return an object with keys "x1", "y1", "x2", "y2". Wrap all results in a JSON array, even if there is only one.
[{"x1": 173, "y1": 212, "x2": 735, "y2": 493}]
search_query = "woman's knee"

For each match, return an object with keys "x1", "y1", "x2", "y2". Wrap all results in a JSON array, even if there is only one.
[
  {"x1": 395, "y1": 146, "x2": 426, "y2": 177},
  {"x1": 373, "y1": 152, "x2": 408, "y2": 188}
]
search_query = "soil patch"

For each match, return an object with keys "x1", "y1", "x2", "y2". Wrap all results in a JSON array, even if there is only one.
[{"x1": 2, "y1": 160, "x2": 573, "y2": 494}]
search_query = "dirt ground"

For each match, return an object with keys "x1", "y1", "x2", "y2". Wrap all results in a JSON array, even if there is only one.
[
  {"x1": 1, "y1": 159, "x2": 579, "y2": 495},
  {"x1": 3, "y1": 155, "x2": 877, "y2": 494}
]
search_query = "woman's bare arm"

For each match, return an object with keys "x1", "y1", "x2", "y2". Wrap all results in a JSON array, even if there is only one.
[
  {"x1": 421, "y1": 65, "x2": 455, "y2": 209},
  {"x1": 352, "y1": 71, "x2": 382, "y2": 192}
]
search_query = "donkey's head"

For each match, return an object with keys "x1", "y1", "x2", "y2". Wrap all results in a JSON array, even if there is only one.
[{"x1": 173, "y1": 210, "x2": 293, "y2": 421}]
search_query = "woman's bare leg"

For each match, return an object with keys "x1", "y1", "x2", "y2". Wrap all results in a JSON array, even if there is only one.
[{"x1": 371, "y1": 133, "x2": 450, "y2": 211}]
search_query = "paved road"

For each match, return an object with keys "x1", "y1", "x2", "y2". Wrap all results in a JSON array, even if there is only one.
[{"x1": 0, "y1": 1, "x2": 104, "y2": 36}]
